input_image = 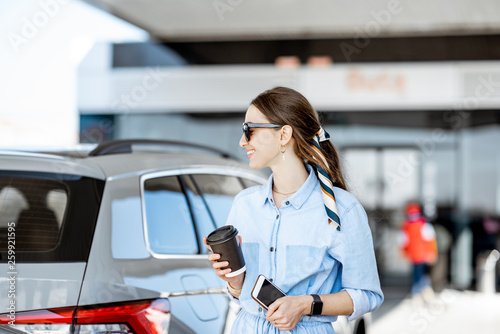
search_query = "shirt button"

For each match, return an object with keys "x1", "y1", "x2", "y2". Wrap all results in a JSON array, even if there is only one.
[
  {"x1": 270, "y1": 198, "x2": 273, "y2": 202},
  {"x1": 276, "y1": 214, "x2": 279, "y2": 219},
  {"x1": 270, "y1": 247, "x2": 274, "y2": 252},
  {"x1": 258, "y1": 307, "x2": 263, "y2": 312},
  {"x1": 269, "y1": 278, "x2": 273, "y2": 282},
  {"x1": 285, "y1": 201, "x2": 290, "y2": 205}
]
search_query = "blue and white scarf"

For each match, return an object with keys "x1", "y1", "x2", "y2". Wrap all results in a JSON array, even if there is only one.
[{"x1": 312, "y1": 127, "x2": 341, "y2": 231}]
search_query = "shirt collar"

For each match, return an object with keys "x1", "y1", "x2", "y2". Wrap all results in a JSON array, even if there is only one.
[{"x1": 263, "y1": 164, "x2": 317, "y2": 209}]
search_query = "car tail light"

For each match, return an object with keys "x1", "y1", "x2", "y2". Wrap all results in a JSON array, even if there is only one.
[{"x1": 0, "y1": 299, "x2": 170, "y2": 334}]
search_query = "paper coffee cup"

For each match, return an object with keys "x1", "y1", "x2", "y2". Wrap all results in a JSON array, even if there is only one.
[{"x1": 206, "y1": 225, "x2": 246, "y2": 277}]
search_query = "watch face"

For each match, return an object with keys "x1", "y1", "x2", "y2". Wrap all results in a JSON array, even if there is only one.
[{"x1": 311, "y1": 295, "x2": 323, "y2": 315}]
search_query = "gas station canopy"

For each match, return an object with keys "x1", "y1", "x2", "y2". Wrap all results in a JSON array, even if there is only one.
[{"x1": 83, "y1": 0, "x2": 500, "y2": 41}]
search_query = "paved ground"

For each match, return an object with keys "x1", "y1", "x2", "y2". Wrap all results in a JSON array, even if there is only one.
[{"x1": 369, "y1": 276, "x2": 500, "y2": 334}]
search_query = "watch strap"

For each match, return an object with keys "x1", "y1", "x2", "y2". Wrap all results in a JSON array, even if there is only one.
[{"x1": 310, "y1": 294, "x2": 323, "y2": 316}]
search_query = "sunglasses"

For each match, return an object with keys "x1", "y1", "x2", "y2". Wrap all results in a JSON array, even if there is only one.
[{"x1": 242, "y1": 122, "x2": 282, "y2": 142}]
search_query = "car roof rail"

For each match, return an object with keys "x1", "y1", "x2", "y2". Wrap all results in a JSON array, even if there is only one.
[{"x1": 89, "y1": 139, "x2": 234, "y2": 159}]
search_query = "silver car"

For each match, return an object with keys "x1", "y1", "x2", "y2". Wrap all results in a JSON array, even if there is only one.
[{"x1": 0, "y1": 139, "x2": 369, "y2": 334}]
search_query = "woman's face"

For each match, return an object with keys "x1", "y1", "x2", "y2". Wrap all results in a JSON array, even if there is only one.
[{"x1": 239, "y1": 105, "x2": 281, "y2": 169}]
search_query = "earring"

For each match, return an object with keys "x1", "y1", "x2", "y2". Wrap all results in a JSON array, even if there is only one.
[{"x1": 280, "y1": 145, "x2": 286, "y2": 161}]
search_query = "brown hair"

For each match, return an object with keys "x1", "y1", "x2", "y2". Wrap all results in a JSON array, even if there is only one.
[{"x1": 251, "y1": 86, "x2": 347, "y2": 191}]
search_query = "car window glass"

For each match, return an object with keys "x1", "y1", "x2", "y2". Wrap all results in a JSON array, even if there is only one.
[
  {"x1": 143, "y1": 176, "x2": 198, "y2": 255},
  {"x1": 191, "y1": 174, "x2": 244, "y2": 228},
  {"x1": 182, "y1": 175, "x2": 217, "y2": 254},
  {"x1": 46, "y1": 189, "x2": 67, "y2": 226},
  {"x1": 0, "y1": 177, "x2": 68, "y2": 252},
  {"x1": 0, "y1": 171, "x2": 104, "y2": 263},
  {"x1": 0, "y1": 186, "x2": 28, "y2": 226}
]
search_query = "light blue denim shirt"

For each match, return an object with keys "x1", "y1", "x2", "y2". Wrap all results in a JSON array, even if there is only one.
[{"x1": 227, "y1": 164, "x2": 384, "y2": 324}]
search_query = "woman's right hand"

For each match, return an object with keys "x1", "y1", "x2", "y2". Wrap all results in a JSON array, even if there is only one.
[{"x1": 203, "y1": 236, "x2": 245, "y2": 290}]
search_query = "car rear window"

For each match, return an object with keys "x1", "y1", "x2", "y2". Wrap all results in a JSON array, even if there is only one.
[{"x1": 0, "y1": 171, "x2": 105, "y2": 262}]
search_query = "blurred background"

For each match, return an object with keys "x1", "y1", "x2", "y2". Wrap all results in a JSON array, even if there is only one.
[{"x1": 1, "y1": 0, "x2": 500, "y2": 331}]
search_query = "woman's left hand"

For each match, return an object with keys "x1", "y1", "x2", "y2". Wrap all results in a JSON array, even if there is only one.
[{"x1": 266, "y1": 295, "x2": 311, "y2": 331}]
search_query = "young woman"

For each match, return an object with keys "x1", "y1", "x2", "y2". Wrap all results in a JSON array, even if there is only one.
[{"x1": 205, "y1": 87, "x2": 383, "y2": 333}]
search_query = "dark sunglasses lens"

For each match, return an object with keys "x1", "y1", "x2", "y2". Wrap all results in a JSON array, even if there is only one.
[{"x1": 243, "y1": 124, "x2": 250, "y2": 141}]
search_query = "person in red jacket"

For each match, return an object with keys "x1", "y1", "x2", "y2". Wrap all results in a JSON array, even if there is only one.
[{"x1": 398, "y1": 202, "x2": 438, "y2": 297}]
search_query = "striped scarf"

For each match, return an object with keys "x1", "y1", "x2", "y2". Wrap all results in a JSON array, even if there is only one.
[{"x1": 312, "y1": 127, "x2": 341, "y2": 231}]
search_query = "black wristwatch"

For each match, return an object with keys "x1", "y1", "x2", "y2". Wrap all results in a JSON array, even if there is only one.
[{"x1": 310, "y1": 294, "x2": 323, "y2": 316}]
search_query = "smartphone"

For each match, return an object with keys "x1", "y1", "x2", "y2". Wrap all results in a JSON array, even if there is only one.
[{"x1": 251, "y1": 275, "x2": 286, "y2": 310}]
